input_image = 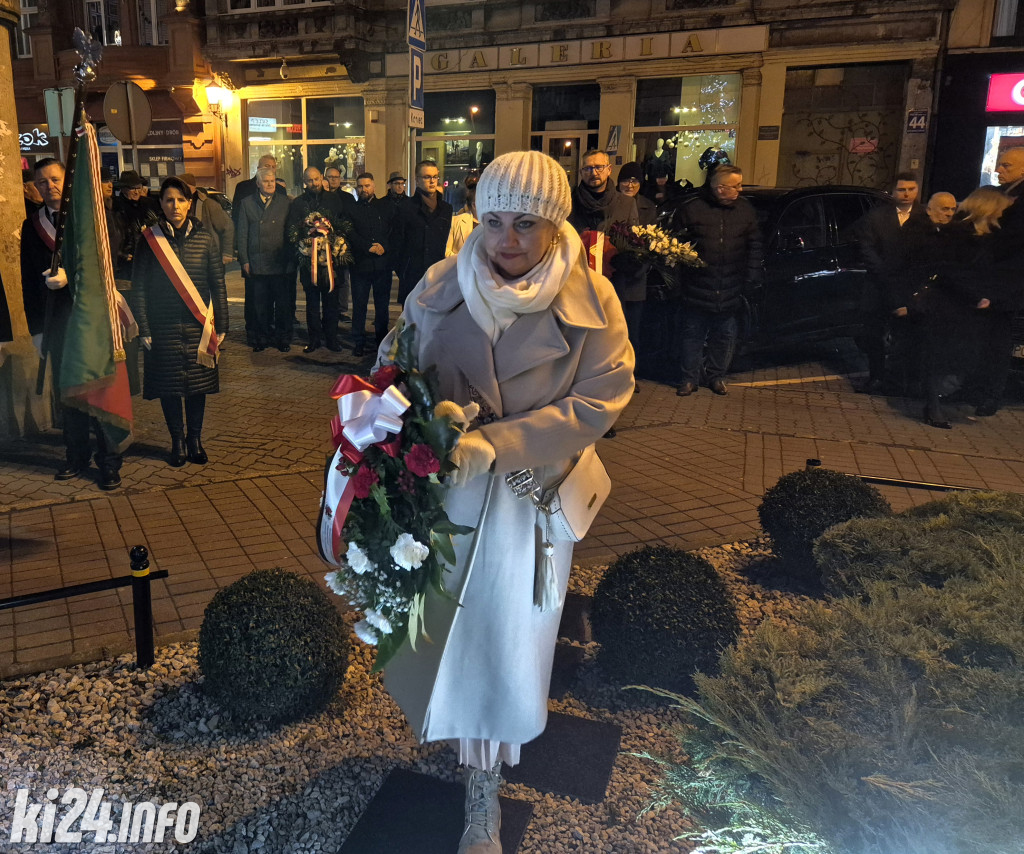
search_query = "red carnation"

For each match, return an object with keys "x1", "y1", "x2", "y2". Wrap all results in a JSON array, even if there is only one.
[
  {"x1": 405, "y1": 443, "x2": 440, "y2": 478},
  {"x1": 372, "y1": 364, "x2": 401, "y2": 390},
  {"x1": 351, "y1": 464, "x2": 380, "y2": 499}
]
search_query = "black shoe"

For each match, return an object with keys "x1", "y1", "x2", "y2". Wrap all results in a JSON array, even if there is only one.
[
  {"x1": 923, "y1": 408, "x2": 952, "y2": 430},
  {"x1": 676, "y1": 382, "x2": 697, "y2": 397},
  {"x1": 709, "y1": 379, "x2": 728, "y2": 395},
  {"x1": 303, "y1": 342, "x2": 321, "y2": 353},
  {"x1": 169, "y1": 437, "x2": 187, "y2": 468},
  {"x1": 186, "y1": 436, "x2": 208, "y2": 465},
  {"x1": 634, "y1": 383, "x2": 640, "y2": 394},
  {"x1": 55, "y1": 464, "x2": 85, "y2": 481},
  {"x1": 603, "y1": 428, "x2": 617, "y2": 439},
  {"x1": 277, "y1": 344, "x2": 291, "y2": 352},
  {"x1": 975, "y1": 400, "x2": 999, "y2": 417},
  {"x1": 253, "y1": 344, "x2": 265, "y2": 353},
  {"x1": 99, "y1": 468, "x2": 122, "y2": 490},
  {"x1": 326, "y1": 343, "x2": 344, "y2": 352},
  {"x1": 352, "y1": 343, "x2": 366, "y2": 357},
  {"x1": 339, "y1": 313, "x2": 351, "y2": 322},
  {"x1": 858, "y1": 378, "x2": 885, "y2": 395}
]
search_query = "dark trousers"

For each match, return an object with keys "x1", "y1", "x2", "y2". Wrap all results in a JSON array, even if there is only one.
[
  {"x1": 622, "y1": 300, "x2": 644, "y2": 359},
  {"x1": 63, "y1": 408, "x2": 121, "y2": 472},
  {"x1": 243, "y1": 274, "x2": 256, "y2": 345},
  {"x1": 350, "y1": 270, "x2": 393, "y2": 347},
  {"x1": 971, "y1": 311, "x2": 1014, "y2": 406},
  {"x1": 160, "y1": 394, "x2": 206, "y2": 440},
  {"x1": 251, "y1": 273, "x2": 293, "y2": 346},
  {"x1": 679, "y1": 308, "x2": 738, "y2": 386},
  {"x1": 301, "y1": 266, "x2": 340, "y2": 347}
]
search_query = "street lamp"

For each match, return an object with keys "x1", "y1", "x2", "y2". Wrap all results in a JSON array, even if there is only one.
[{"x1": 205, "y1": 84, "x2": 233, "y2": 126}]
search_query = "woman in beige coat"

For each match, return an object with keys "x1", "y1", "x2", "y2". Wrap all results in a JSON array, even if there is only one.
[{"x1": 377, "y1": 150, "x2": 634, "y2": 854}]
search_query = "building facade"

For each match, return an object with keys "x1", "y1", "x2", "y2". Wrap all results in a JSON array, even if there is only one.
[{"x1": 202, "y1": 0, "x2": 954, "y2": 200}]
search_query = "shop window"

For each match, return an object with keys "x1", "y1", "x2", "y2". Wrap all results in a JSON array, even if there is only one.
[
  {"x1": 229, "y1": 0, "x2": 330, "y2": 9},
  {"x1": 306, "y1": 97, "x2": 365, "y2": 139},
  {"x1": 247, "y1": 99, "x2": 304, "y2": 142},
  {"x1": 981, "y1": 126, "x2": 1024, "y2": 186},
  {"x1": 245, "y1": 96, "x2": 366, "y2": 196},
  {"x1": 532, "y1": 84, "x2": 600, "y2": 131},
  {"x1": 633, "y1": 75, "x2": 740, "y2": 190},
  {"x1": 417, "y1": 90, "x2": 496, "y2": 206},
  {"x1": 421, "y1": 90, "x2": 495, "y2": 135}
]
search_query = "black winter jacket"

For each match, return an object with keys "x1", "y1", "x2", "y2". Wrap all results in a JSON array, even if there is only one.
[
  {"x1": 348, "y1": 195, "x2": 396, "y2": 275},
  {"x1": 395, "y1": 191, "x2": 452, "y2": 287},
  {"x1": 131, "y1": 218, "x2": 228, "y2": 399},
  {"x1": 676, "y1": 189, "x2": 762, "y2": 313}
]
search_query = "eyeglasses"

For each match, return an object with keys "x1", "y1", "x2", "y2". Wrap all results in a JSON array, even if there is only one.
[
  {"x1": 621, "y1": 178, "x2": 641, "y2": 186},
  {"x1": 581, "y1": 164, "x2": 610, "y2": 174},
  {"x1": 419, "y1": 174, "x2": 440, "y2": 181}
]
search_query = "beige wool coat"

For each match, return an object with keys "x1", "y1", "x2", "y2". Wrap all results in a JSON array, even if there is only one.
[{"x1": 379, "y1": 250, "x2": 635, "y2": 748}]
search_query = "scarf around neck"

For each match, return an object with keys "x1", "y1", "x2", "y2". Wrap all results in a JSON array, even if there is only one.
[{"x1": 456, "y1": 222, "x2": 583, "y2": 345}]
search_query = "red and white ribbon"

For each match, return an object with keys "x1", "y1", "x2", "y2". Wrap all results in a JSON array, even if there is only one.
[
  {"x1": 33, "y1": 208, "x2": 57, "y2": 252},
  {"x1": 143, "y1": 223, "x2": 219, "y2": 368},
  {"x1": 337, "y1": 384, "x2": 409, "y2": 453}
]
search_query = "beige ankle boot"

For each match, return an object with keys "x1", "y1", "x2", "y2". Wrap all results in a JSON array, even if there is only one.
[{"x1": 457, "y1": 762, "x2": 502, "y2": 854}]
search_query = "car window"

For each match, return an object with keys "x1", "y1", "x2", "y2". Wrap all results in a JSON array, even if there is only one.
[
  {"x1": 774, "y1": 196, "x2": 826, "y2": 251},
  {"x1": 827, "y1": 193, "x2": 870, "y2": 245}
]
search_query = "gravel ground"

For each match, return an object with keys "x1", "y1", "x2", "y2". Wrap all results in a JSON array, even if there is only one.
[{"x1": 0, "y1": 540, "x2": 809, "y2": 854}]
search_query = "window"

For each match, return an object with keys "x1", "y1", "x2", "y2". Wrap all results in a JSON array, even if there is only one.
[
  {"x1": 416, "y1": 90, "x2": 496, "y2": 207},
  {"x1": 13, "y1": 2, "x2": 37, "y2": 58},
  {"x1": 774, "y1": 197, "x2": 826, "y2": 252},
  {"x1": 633, "y1": 74, "x2": 741, "y2": 190},
  {"x1": 993, "y1": 0, "x2": 1024, "y2": 39},
  {"x1": 84, "y1": 0, "x2": 122, "y2": 47},
  {"x1": 245, "y1": 96, "x2": 366, "y2": 196},
  {"x1": 138, "y1": 0, "x2": 172, "y2": 46},
  {"x1": 228, "y1": 0, "x2": 329, "y2": 9}
]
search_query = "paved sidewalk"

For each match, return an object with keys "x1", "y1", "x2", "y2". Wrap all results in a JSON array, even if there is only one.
[{"x1": 4, "y1": 284, "x2": 1024, "y2": 676}]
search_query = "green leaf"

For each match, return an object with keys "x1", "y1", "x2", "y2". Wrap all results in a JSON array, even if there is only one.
[
  {"x1": 370, "y1": 482, "x2": 391, "y2": 516},
  {"x1": 431, "y1": 530, "x2": 457, "y2": 567},
  {"x1": 433, "y1": 519, "x2": 475, "y2": 536},
  {"x1": 372, "y1": 623, "x2": 409, "y2": 673},
  {"x1": 421, "y1": 415, "x2": 462, "y2": 458}
]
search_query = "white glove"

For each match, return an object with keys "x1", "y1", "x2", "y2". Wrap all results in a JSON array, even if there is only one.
[
  {"x1": 434, "y1": 400, "x2": 480, "y2": 432},
  {"x1": 44, "y1": 267, "x2": 68, "y2": 290},
  {"x1": 449, "y1": 430, "x2": 495, "y2": 487},
  {"x1": 141, "y1": 336, "x2": 152, "y2": 350},
  {"x1": 216, "y1": 332, "x2": 226, "y2": 344}
]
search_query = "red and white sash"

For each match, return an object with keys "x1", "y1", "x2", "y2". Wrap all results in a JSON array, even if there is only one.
[
  {"x1": 142, "y1": 223, "x2": 219, "y2": 368},
  {"x1": 580, "y1": 229, "x2": 612, "y2": 277},
  {"x1": 32, "y1": 207, "x2": 57, "y2": 252}
]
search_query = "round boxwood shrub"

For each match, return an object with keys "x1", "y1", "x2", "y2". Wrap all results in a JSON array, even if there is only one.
[
  {"x1": 198, "y1": 568, "x2": 349, "y2": 726},
  {"x1": 590, "y1": 545, "x2": 740, "y2": 695},
  {"x1": 758, "y1": 468, "x2": 891, "y2": 579}
]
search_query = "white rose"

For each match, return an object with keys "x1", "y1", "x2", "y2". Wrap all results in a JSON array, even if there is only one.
[
  {"x1": 390, "y1": 532, "x2": 430, "y2": 571},
  {"x1": 365, "y1": 608, "x2": 393, "y2": 635},
  {"x1": 346, "y1": 542, "x2": 375, "y2": 576},
  {"x1": 353, "y1": 619, "x2": 378, "y2": 645},
  {"x1": 324, "y1": 572, "x2": 346, "y2": 595}
]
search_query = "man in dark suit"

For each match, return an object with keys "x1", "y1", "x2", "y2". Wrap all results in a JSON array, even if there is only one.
[
  {"x1": 393, "y1": 160, "x2": 452, "y2": 305},
  {"x1": 237, "y1": 167, "x2": 294, "y2": 352},
  {"x1": 21, "y1": 158, "x2": 122, "y2": 488},
  {"x1": 854, "y1": 171, "x2": 927, "y2": 394},
  {"x1": 347, "y1": 172, "x2": 396, "y2": 357},
  {"x1": 232, "y1": 154, "x2": 286, "y2": 346}
]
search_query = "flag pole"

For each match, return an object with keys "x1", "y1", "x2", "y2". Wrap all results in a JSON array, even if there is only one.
[{"x1": 36, "y1": 28, "x2": 102, "y2": 395}]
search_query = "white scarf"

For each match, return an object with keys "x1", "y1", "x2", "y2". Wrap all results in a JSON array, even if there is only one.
[{"x1": 456, "y1": 222, "x2": 583, "y2": 345}]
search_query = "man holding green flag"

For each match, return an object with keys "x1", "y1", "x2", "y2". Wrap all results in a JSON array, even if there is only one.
[{"x1": 28, "y1": 122, "x2": 134, "y2": 490}]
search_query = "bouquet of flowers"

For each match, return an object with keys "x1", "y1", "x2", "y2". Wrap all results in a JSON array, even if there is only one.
[
  {"x1": 607, "y1": 221, "x2": 704, "y2": 300},
  {"x1": 290, "y1": 212, "x2": 352, "y2": 287},
  {"x1": 317, "y1": 321, "x2": 474, "y2": 671}
]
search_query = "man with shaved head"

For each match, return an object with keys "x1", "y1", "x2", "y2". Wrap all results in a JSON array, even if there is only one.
[
  {"x1": 995, "y1": 147, "x2": 1024, "y2": 199},
  {"x1": 287, "y1": 166, "x2": 347, "y2": 352},
  {"x1": 925, "y1": 192, "x2": 958, "y2": 226}
]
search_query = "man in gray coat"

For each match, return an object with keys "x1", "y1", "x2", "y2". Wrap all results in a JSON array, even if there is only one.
[{"x1": 237, "y1": 168, "x2": 294, "y2": 352}]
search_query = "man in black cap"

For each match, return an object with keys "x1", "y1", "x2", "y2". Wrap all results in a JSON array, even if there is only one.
[{"x1": 385, "y1": 171, "x2": 407, "y2": 203}]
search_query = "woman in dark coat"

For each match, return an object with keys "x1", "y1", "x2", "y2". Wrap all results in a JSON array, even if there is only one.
[{"x1": 131, "y1": 176, "x2": 228, "y2": 466}]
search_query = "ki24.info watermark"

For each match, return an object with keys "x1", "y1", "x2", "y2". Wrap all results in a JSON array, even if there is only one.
[{"x1": 8, "y1": 788, "x2": 200, "y2": 844}]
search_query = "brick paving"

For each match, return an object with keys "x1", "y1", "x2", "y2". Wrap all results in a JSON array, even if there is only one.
[{"x1": 3, "y1": 272, "x2": 1024, "y2": 675}]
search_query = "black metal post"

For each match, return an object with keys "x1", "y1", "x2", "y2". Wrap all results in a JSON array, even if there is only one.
[{"x1": 130, "y1": 545, "x2": 155, "y2": 668}]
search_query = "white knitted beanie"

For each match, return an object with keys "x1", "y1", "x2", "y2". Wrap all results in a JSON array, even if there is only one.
[{"x1": 474, "y1": 150, "x2": 572, "y2": 227}]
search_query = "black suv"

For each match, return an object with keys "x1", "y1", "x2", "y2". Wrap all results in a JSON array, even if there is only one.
[{"x1": 639, "y1": 185, "x2": 890, "y2": 380}]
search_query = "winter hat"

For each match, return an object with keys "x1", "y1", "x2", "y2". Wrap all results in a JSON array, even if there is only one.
[
  {"x1": 475, "y1": 150, "x2": 571, "y2": 227},
  {"x1": 177, "y1": 172, "x2": 198, "y2": 187},
  {"x1": 617, "y1": 161, "x2": 644, "y2": 184}
]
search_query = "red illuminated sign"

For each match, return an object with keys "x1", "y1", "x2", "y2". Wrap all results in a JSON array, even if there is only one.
[{"x1": 986, "y1": 73, "x2": 1024, "y2": 112}]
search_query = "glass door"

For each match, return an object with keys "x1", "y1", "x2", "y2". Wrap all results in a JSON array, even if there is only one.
[{"x1": 532, "y1": 132, "x2": 589, "y2": 187}]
